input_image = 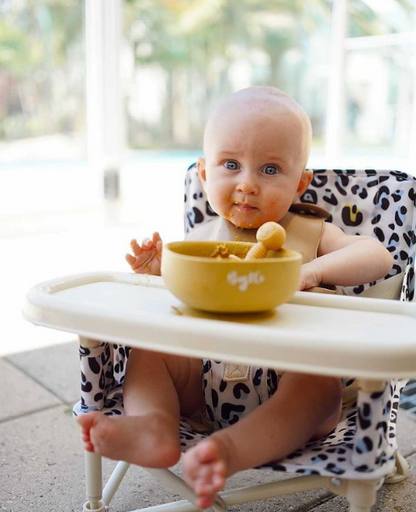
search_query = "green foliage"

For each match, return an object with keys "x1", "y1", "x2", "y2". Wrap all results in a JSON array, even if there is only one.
[
  {"x1": 0, "y1": 0, "x2": 84, "y2": 140},
  {"x1": 124, "y1": 0, "x2": 331, "y2": 70},
  {"x1": 1, "y1": 0, "x2": 414, "y2": 145},
  {"x1": 124, "y1": 0, "x2": 333, "y2": 148},
  {"x1": 0, "y1": 19, "x2": 33, "y2": 73}
]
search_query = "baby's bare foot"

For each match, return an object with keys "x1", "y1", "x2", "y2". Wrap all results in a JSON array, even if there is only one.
[
  {"x1": 182, "y1": 438, "x2": 229, "y2": 509},
  {"x1": 77, "y1": 411, "x2": 180, "y2": 468}
]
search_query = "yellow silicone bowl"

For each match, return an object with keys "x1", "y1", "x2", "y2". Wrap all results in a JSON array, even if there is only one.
[{"x1": 162, "y1": 241, "x2": 302, "y2": 313}]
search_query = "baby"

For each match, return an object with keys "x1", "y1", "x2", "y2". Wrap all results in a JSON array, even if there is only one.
[{"x1": 78, "y1": 86, "x2": 393, "y2": 509}]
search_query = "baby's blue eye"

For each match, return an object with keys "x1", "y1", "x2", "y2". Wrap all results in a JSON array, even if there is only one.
[
  {"x1": 224, "y1": 160, "x2": 239, "y2": 170},
  {"x1": 263, "y1": 165, "x2": 279, "y2": 175}
]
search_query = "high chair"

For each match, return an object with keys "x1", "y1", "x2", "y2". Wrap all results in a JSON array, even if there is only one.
[{"x1": 23, "y1": 167, "x2": 416, "y2": 512}]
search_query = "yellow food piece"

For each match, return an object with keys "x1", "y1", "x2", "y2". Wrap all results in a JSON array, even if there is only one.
[
  {"x1": 245, "y1": 243, "x2": 268, "y2": 260},
  {"x1": 210, "y1": 244, "x2": 230, "y2": 258},
  {"x1": 256, "y1": 222, "x2": 286, "y2": 250},
  {"x1": 245, "y1": 222, "x2": 286, "y2": 260}
]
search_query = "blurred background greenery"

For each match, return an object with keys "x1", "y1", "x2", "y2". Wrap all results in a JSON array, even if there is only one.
[
  {"x1": 0, "y1": 0, "x2": 84, "y2": 141},
  {"x1": 0, "y1": 0, "x2": 414, "y2": 161}
]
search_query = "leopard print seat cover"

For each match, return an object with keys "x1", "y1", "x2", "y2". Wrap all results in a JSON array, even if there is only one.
[{"x1": 74, "y1": 167, "x2": 416, "y2": 480}]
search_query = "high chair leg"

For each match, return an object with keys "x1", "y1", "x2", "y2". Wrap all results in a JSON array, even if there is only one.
[
  {"x1": 385, "y1": 451, "x2": 410, "y2": 484},
  {"x1": 145, "y1": 468, "x2": 228, "y2": 512},
  {"x1": 349, "y1": 506, "x2": 373, "y2": 512},
  {"x1": 345, "y1": 479, "x2": 380, "y2": 512},
  {"x1": 103, "y1": 461, "x2": 131, "y2": 506},
  {"x1": 83, "y1": 451, "x2": 106, "y2": 512},
  {"x1": 329, "y1": 477, "x2": 381, "y2": 512}
]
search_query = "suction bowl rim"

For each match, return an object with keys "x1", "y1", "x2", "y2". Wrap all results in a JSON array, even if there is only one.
[{"x1": 163, "y1": 240, "x2": 302, "y2": 264}]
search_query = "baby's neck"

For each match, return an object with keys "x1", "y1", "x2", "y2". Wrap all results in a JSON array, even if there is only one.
[{"x1": 216, "y1": 217, "x2": 258, "y2": 243}]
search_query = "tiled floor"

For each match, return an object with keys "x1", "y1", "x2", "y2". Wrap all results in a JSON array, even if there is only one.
[{"x1": 1, "y1": 341, "x2": 416, "y2": 512}]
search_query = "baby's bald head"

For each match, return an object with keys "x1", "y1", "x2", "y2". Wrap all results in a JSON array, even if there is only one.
[{"x1": 203, "y1": 86, "x2": 312, "y2": 170}]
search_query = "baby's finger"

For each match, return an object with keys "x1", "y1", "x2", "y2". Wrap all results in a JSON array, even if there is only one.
[
  {"x1": 125, "y1": 253, "x2": 136, "y2": 266},
  {"x1": 141, "y1": 237, "x2": 153, "y2": 249},
  {"x1": 152, "y1": 231, "x2": 162, "y2": 244},
  {"x1": 130, "y1": 239, "x2": 141, "y2": 256}
]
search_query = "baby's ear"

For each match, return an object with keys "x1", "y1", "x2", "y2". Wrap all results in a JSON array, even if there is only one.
[
  {"x1": 197, "y1": 157, "x2": 207, "y2": 188},
  {"x1": 294, "y1": 170, "x2": 313, "y2": 202}
]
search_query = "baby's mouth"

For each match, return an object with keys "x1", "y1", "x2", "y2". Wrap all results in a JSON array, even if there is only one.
[{"x1": 234, "y1": 202, "x2": 257, "y2": 212}]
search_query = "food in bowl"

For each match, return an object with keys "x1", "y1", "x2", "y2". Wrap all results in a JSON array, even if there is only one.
[{"x1": 162, "y1": 240, "x2": 301, "y2": 313}]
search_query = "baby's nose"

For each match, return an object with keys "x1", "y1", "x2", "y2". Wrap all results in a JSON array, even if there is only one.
[{"x1": 237, "y1": 180, "x2": 259, "y2": 195}]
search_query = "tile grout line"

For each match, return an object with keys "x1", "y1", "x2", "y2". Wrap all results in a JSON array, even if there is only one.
[
  {"x1": 302, "y1": 492, "x2": 337, "y2": 511},
  {"x1": 0, "y1": 403, "x2": 65, "y2": 425},
  {"x1": 3, "y1": 356, "x2": 77, "y2": 408}
]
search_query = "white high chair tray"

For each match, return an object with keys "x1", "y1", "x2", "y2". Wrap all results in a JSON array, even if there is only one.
[{"x1": 23, "y1": 271, "x2": 416, "y2": 379}]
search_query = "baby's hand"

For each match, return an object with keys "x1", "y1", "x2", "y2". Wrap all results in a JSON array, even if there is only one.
[
  {"x1": 298, "y1": 263, "x2": 322, "y2": 291},
  {"x1": 125, "y1": 232, "x2": 163, "y2": 276}
]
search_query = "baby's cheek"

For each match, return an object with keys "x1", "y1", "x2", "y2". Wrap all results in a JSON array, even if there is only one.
[
  {"x1": 208, "y1": 193, "x2": 227, "y2": 217},
  {"x1": 270, "y1": 198, "x2": 292, "y2": 220}
]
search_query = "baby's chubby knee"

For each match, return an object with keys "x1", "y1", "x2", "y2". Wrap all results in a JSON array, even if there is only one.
[
  {"x1": 314, "y1": 376, "x2": 343, "y2": 421},
  {"x1": 281, "y1": 372, "x2": 342, "y2": 412},
  {"x1": 309, "y1": 374, "x2": 342, "y2": 401},
  {"x1": 307, "y1": 375, "x2": 343, "y2": 438},
  {"x1": 280, "y1": 373, "x2": 342, "y2": 440}
]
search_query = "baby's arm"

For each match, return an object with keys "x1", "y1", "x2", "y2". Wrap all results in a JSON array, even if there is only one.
[
  {"x1": 299, "y1": 222, "x2": 393, "y2": 290},
  {"x1": 125, "y1": 231, "x2": 163, "y2": 276}
]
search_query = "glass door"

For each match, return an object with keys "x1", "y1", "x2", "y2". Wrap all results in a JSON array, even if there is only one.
[{"x1": 0, "y1": 0, "x2": 90, "y2": 237}]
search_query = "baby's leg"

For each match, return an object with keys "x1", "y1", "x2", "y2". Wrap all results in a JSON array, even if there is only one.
[
  {"x1": 78, "y1": 349, "x2": 204, "y2": 468},
  {"x1": 182, "y1": 372, "x2": 342, "y2": 509}
]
